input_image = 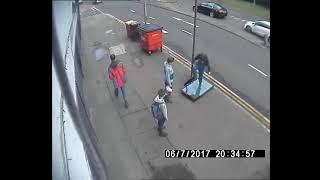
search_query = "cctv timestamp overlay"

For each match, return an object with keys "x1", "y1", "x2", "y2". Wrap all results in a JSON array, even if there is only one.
[{"x1": 165, "y1": 149, "x2": 265, "y2": 158}]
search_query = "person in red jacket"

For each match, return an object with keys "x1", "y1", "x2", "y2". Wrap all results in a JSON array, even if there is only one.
[{"x1": 108, "y1": 54, "x2": 129, "y2": 108}]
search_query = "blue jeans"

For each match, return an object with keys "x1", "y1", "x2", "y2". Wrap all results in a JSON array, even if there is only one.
[
  {"x1": 158, "y1": 117, "x2": 166, "y2": 130},
  {"x1": 114, "y1": 86, "x2": 128, "y2": 105},
  {"x1": 198, "y1": 71, "x2": 204, "y2": 88},
  {"x1": 195, "y1": 71, "x2": 204, "y2": 97},
  {"x1": 112, "y1": 79, "x2": 128, "y2": 105}
]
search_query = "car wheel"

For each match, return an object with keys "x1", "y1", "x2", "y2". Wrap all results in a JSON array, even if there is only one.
[
  {"x1": 245, "y1": 26, "x2": 252, "y2": 33},
  {"x1": 213, "y1": 12, "x2": 217, "y2": 18},
  {"x1": 210, "y1": 11, "x2": 213, "y2": 17}
]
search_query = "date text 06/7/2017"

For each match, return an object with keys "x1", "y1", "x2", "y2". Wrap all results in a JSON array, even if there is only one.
[{"x1": 164, "y1": 149, "x2": 265, "y2": 158}]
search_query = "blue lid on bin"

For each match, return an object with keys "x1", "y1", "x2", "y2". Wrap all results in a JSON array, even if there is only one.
[{"x1": 138, "y1": 23, "x2": 162, "y2": 32}]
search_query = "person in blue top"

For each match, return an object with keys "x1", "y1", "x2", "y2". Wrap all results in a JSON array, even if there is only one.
[{"x1": 163, "y1": 56, "x2": 175, "y2": 103}]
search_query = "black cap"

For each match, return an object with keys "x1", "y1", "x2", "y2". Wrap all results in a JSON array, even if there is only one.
[
  {"x1": 110, "y1": 54, "x2": 115, "y2": 61},
  {"x1": 158, "y1": 89, "x2": 166, "y2": 98},
  {"x1": 167, "y1": 56, "x2": 174, "y2": 63}
]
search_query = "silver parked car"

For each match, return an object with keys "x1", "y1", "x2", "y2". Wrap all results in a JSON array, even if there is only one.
[{"x1": 244, "y1": 21, "x2": 270, "y2": 43}]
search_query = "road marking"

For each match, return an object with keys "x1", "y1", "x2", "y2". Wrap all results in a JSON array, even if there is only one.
[
  {"x1": 149, "y1": 16, "x2": 156, "y2": 20},
  {"x1": 181, "y1": 29, "x2": 192, "y2": 36},
  {"x1": 182, "y1": 20, "x2": 199, "y2": 27},
  {"x1": 105, "y1": 30, "x2": 113, "y2": 34},
  {"x1": 173, "y1": 17, "x2": 182, "y2": 21},
  {"x1": 248, "y1": 64, "x2": 268, "y2": 77},
  {"x1": 91, "y1": 9, "x2": 270, "y2": 132},
  {"x1": 130, "y1": 9, "x2": 135, "y2": 13},
  {"x1": 92, "y1": 6, "x2": 124, "y2": 24},
  {"x1": 162, "y1": 29, "x2": 168, "y2": 34},
  {"x1": 234, "y1": 17, "x2": 240, "y2": 20},
  {"x1": 242, "y1": 20, "x2": 246, "y2": 22},
  {"x1": 163, "y1": 46, "x2": 270, "y2": 132},
  {"x1": 172, "y1": 17, "x2": 199, "y2": 27},
  {"x1": 230, "y1": 15, "x2": 234, "y2": 18}
]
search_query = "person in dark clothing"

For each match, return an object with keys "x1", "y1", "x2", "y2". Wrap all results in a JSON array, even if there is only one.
[
  {"x1": 184, "y1": 53, "x2": 211, "y2": 87},
  {"x1": 184, "y1": 58, "x2": 199, "y2": 87},
  {"x1": 196, "y1": 53, "x2": 211, "y2": 89},
  {"x1": 195, "y1": 53, "x2": 211, "y2": 97}
]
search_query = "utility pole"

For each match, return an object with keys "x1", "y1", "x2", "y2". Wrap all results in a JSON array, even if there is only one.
[
  {"x1": 144, "y1": 0, "x2": 147, "y2": 24},
  {"x1": 191, "y1": 0, "x2": 198, "y2": 77},
  {"x1": 253, "y1": 0, "x2": 256, "y2": 6}
]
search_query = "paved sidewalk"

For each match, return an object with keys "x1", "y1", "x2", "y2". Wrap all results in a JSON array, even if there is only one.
[{"x1": 80, "y1": 6, "x2": 269, "y2": 179}]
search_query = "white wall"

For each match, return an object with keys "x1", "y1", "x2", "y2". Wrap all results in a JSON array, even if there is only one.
[
  {"x1": 52, "y1": 1, "x2": 92, "y2": 180},
  {"x1": 52, "y1": 62, "x2": 68, "y2": 180}
]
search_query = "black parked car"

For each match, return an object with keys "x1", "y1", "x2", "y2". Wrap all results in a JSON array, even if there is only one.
[{"x1": 193, "y1": 2, "x2": 228, "y2": 18}]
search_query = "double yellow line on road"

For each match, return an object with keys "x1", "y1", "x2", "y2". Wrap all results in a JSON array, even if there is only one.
[
  {"x1": 91, "y1": 6, "x2": 270, "y2": 132},
  {"x1": 163, "y1": 46, "x2": 270, "y2": 131}
]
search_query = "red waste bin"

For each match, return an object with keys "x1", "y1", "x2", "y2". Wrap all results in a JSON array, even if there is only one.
[
  {"x1": 138, "y1": 23, "x2": 163, "y2": 55},
  {"x1": 125, "y1": 20, "x2": 140, "y2": 40}
]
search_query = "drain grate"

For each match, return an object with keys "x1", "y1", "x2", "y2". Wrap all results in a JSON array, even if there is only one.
[{"x1": 81, "y1": 8, "x2": 102, "y2": 18}]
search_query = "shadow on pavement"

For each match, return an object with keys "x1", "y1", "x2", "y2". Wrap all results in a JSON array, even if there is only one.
[{"x1": 150, "y1": 163, "x2": 196, "y2": 179}]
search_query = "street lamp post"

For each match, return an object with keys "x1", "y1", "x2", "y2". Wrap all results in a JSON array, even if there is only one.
[
  {"x1": 191, "y1": 0, "x2": 198, "y2": 77},
  {"x1": 144, "y1": 0, "x2": 148, "y2": 24}
]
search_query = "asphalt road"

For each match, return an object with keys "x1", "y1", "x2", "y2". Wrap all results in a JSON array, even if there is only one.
[
  {"x1": 93, "y1": 1, "x2": 270, "y2": 118},
  {"x1": 150, "y1": 0, "x2": 266, "y2": 22},
  {"x1": 146, "y1": 0, "x2": 267, "y2": 45}
]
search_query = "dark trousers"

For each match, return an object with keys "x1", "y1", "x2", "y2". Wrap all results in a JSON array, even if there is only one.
[{"x1": 158, "y1": 118, "x2": 166, "y2": 130}]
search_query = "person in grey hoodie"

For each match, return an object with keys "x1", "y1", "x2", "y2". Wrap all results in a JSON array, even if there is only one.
[
  {"x1": 163, "y1": 56, "x2": 175, "y2": 103},
  {"x1": 153, "y1": 89, "x2": 169, "y2": 137}
]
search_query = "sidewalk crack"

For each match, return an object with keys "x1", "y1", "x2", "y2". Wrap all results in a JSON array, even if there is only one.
[{"x1": 119, "y1": 107, "x2": 149, "y2": 119}]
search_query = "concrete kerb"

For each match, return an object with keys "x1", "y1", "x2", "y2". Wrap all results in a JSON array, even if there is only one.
[{"x1": 134, "y1": 1, "x2": 265, "y2": 49}]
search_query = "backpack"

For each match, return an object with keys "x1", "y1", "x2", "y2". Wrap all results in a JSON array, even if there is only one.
[{"x1": 150, "y1": 101, "x2": 165, "y2": 122}]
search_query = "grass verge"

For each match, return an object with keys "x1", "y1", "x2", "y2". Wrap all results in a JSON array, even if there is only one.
[{"x1": 216, "y1": 0, "x2": 269, "y2": 20}]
